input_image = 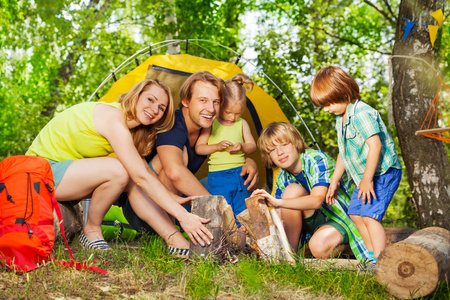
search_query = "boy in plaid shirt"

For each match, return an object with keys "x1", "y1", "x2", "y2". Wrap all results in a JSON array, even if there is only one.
[
  {"x1": 310, "y1": 66, "x2": 402, "y2": 269},
  {"x1": 252, "y1": 122, "x2": 369, "y2": 261}
]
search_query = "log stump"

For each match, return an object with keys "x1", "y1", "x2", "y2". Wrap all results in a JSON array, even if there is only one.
[
  {"x1": 375, "y1": 226, "x2": 450, "y2": 299},
  {"x1": 53, "y1": 201, "x2": 83, "y2": 242},
  {"x1": 189, "y1": 195, "x2": 224, "y2": 258}
]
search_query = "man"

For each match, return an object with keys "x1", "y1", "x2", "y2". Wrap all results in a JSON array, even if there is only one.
[
  {"x1": 150, "y1": 71, "x2": 259, "y2": 199},
  {"x1": 122, "y1": 71, "x2": 259, "y2": 240}
]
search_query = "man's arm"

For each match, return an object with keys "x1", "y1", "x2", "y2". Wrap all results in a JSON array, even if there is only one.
[{"x1": 157, "y1": 145, "x2": 210, "y2": 196}]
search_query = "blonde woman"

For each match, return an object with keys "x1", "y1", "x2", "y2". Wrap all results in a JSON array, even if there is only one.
[{"x1": 27, "y1": 79, "x2": 212, "y2": 252}]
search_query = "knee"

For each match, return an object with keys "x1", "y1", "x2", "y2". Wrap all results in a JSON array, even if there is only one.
[
  {"x1": 282, "y1": 183, "x2": 308, "y2": 199},
  {"x1": 109, "y1": 160, "x2": 130, "y2": 188},
  {"x1": 309, "y1": 231, "x2": 341, "y2": 259},
  {"x1": 308, "y1": 238, "x2": 330, "y2": 258}
]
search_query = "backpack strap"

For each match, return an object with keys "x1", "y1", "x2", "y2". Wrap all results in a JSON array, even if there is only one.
[{"x1": 43, "y1": 178, "x2": 107, "y2": 274}]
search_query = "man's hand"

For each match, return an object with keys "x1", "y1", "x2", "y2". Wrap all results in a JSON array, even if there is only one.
[{"x1": 241, "y1": 158, "x2": 259, "y2": 191}]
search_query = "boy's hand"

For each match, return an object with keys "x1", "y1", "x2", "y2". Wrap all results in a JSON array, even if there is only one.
[
  {"x1": 217, "y1": 140, "x2": 233, "y2": 151},
  {"x1": 326, "y1": 181, "x2": 340, "y2": 205},
  {"x1": 358, "y1": 179, "x2": 376, "y2": 203},
  {"x1": 228, "y1": 142, "x2": 242, "y2": 153},
  {"x1": 251, "y1": 189, "x2": 281, "y2": 208}
]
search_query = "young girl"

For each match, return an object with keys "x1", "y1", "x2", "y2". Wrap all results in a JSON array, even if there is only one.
[
  {"x1": 195, "y1": 73, "x2": 256, "y2": 226},
  {"x1": 27, "y1": 78, "x2": 213, "y2": 253},
  {"x1": 252, "y1": 122, "x2": 369, "y2": 260}
]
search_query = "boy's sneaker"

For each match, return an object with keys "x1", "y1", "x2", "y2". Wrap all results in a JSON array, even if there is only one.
[{"x1": 357, "y1": 258, "x2": 376, "y2": 274}]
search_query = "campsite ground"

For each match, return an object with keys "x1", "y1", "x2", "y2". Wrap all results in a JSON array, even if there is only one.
[{"x1": 1, "y1": 235, "x2": 448, "y2": 299}]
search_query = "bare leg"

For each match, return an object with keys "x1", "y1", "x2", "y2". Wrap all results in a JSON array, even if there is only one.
[
  {"x1": 56, "y1": 157, "x2": 129, "y2": 241},
  {"x1": 308, "y1": 225, "x2": 343, "y2": 259},
  {"x1": 280, "y1": 184, "x2": 314, "y2": 252},
  {"x1": 363, "y1": 217, "x2": 385, "y2": 258},
  {"x1": 126, "y1": 180, "x2": 189, "y2": 249},
  {"x1": 350, "y1": 214, "x2": 374, "y2": 252}
]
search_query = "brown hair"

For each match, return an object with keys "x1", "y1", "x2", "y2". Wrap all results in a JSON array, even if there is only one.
[
  {"x1": 310, "y1": 66, "x2": 360, "y2": 107},
  {"x1": 258, "y1": 122, "x2": 307, "y2": 168},
  {"x1": 179, "y1": 71, "x2": 224, "y2": 108},
  {"x1": 119, "y1": 78, "x2": 175, "y2": 156},
  {"x1": 224, "y1": 73, "x2": 254, "y2": 106}
]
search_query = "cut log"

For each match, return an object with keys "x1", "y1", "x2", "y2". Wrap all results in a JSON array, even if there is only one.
[
  {"x1": 269, "y1": 208, "x2": 295, "y2": 263},
  {"x1": 301, "y1": 227, "x2": 418, "y2": 258},
  {"x1": 189, "y1": 195, "x2": 224, "y2": 258},
  {"x1": 303, "y1": 258, "x2": 360, "y2": 269},
  {"x1": 245, "y1": 196, "x2": 281, "y2": 261},
  {"x1": 53, "y1": 201, "x2": 83, "y2": 242},
  {"x1": 219, "y1": 197, "x2": 241, "y2": 247},
  {"x1": 384, "y1": 227, "x2": 417, "y2": 245},
  {"x1": 237, "y1": 209, "x2": 256, "y2": 242},
  {"x1": 245, "y1": 196, "x2": 270, "y2": 240},
  {"x1": 375, "y1": 226, "x2": 450, "y2": 299}
]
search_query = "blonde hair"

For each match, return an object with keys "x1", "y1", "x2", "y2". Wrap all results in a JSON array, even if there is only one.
[
  {"x1": 119, "y1": 78, "x2": 175, "y2": 156},
  {"x1": 310, "y1": 65, "x2": 360, "y2": 107},
  {"x1": 258, "y1": 122, "x2": 307, "y2": 168},
  {"x1": 179, "y1": 71, "x2": 225, "y2": 108},
  {"x1": 224, "y1": 73, "x2": 254, "y2": 106}
]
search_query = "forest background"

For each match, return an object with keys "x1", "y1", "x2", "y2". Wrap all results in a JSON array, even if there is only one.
[{"x1": 1, "y1": 0, "x2": 449, "y2": 230}]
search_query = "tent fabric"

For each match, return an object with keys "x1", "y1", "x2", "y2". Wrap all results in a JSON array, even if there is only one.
[{"x1": 99, "y1": 54, "x2": 289, "y2": 189}]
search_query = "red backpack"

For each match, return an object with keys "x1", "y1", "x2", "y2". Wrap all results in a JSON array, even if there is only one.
[{"x1": 0, "y1": 155, "x2": 106, "y2": 274}]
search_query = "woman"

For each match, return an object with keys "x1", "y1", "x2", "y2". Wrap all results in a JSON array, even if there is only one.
[{"x1": 27, "y1": 79, "x2": 213, "y2": 252}]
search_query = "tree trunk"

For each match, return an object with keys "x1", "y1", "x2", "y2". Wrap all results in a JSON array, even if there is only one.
[
  {"x1": 391, "y1": 0, "x2": 450, "y2": 230},
  {"x1": 375, "y1": 227, "x2": 450, "y2": 299},
  {"x1": 164, "y1": 0, "x2": 180, "y2": 55}
]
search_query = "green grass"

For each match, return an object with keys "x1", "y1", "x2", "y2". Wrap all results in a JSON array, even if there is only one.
[{"x1": 1, "y1": 235, "x2": 448, "y2": 299}]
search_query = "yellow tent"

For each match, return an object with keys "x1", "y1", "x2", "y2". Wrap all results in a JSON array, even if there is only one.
[{"x1": 98, "y1": 53, "x2": 289, "y2": 189}]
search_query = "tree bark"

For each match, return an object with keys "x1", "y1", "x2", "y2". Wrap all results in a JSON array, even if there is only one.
[
  {"x1": 375, "y1": 227, "x2": 450, "y2": 299},
  {"x1": 391, "y1": 0, "x2": 450, "y2": 230},
  {"x1": 164, "y1": 0, "x2": 180, "y2": 55},
  {"x1": 53, "y1": 202, "x2": 83, "y2": 242},
  {"x1": 189, "y1": 195, "x2": 224, "y2": 258}
]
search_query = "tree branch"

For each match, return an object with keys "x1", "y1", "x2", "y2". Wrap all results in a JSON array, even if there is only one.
[
  {"x1": 320, "y1": 27, "x2": 392, "y2": 56},
  {"x1": 363, "y1": 0, "x2": 396, "y2": 27},
  {"x1": 383, "y1": 0, "x2": 398, "y2": 23}
]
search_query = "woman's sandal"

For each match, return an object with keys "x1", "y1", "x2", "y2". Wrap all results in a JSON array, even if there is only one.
[
  {"x1": 168, "y1": 246, "x2": 190, "y2": 258},
  {"x1": 79, "y1": 231, "x2": 112, "y2": 251}
]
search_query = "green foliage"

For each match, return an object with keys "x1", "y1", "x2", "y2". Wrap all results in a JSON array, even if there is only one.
[{"x1": 0, "y1": 0, "x2": 248, "y2": 160}]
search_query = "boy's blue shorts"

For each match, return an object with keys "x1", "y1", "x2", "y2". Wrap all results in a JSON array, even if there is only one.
[{"x1": 348, "y1": 167, "x2": 402, "y2": 221}]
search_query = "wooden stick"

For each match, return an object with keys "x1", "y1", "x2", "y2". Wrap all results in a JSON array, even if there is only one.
[
  {"x1": 269, "y1": 208, "x2": 295, "y2": 263},
  {"x1": 415, "y1": 127, "x2": 450, "y2": 135}
]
